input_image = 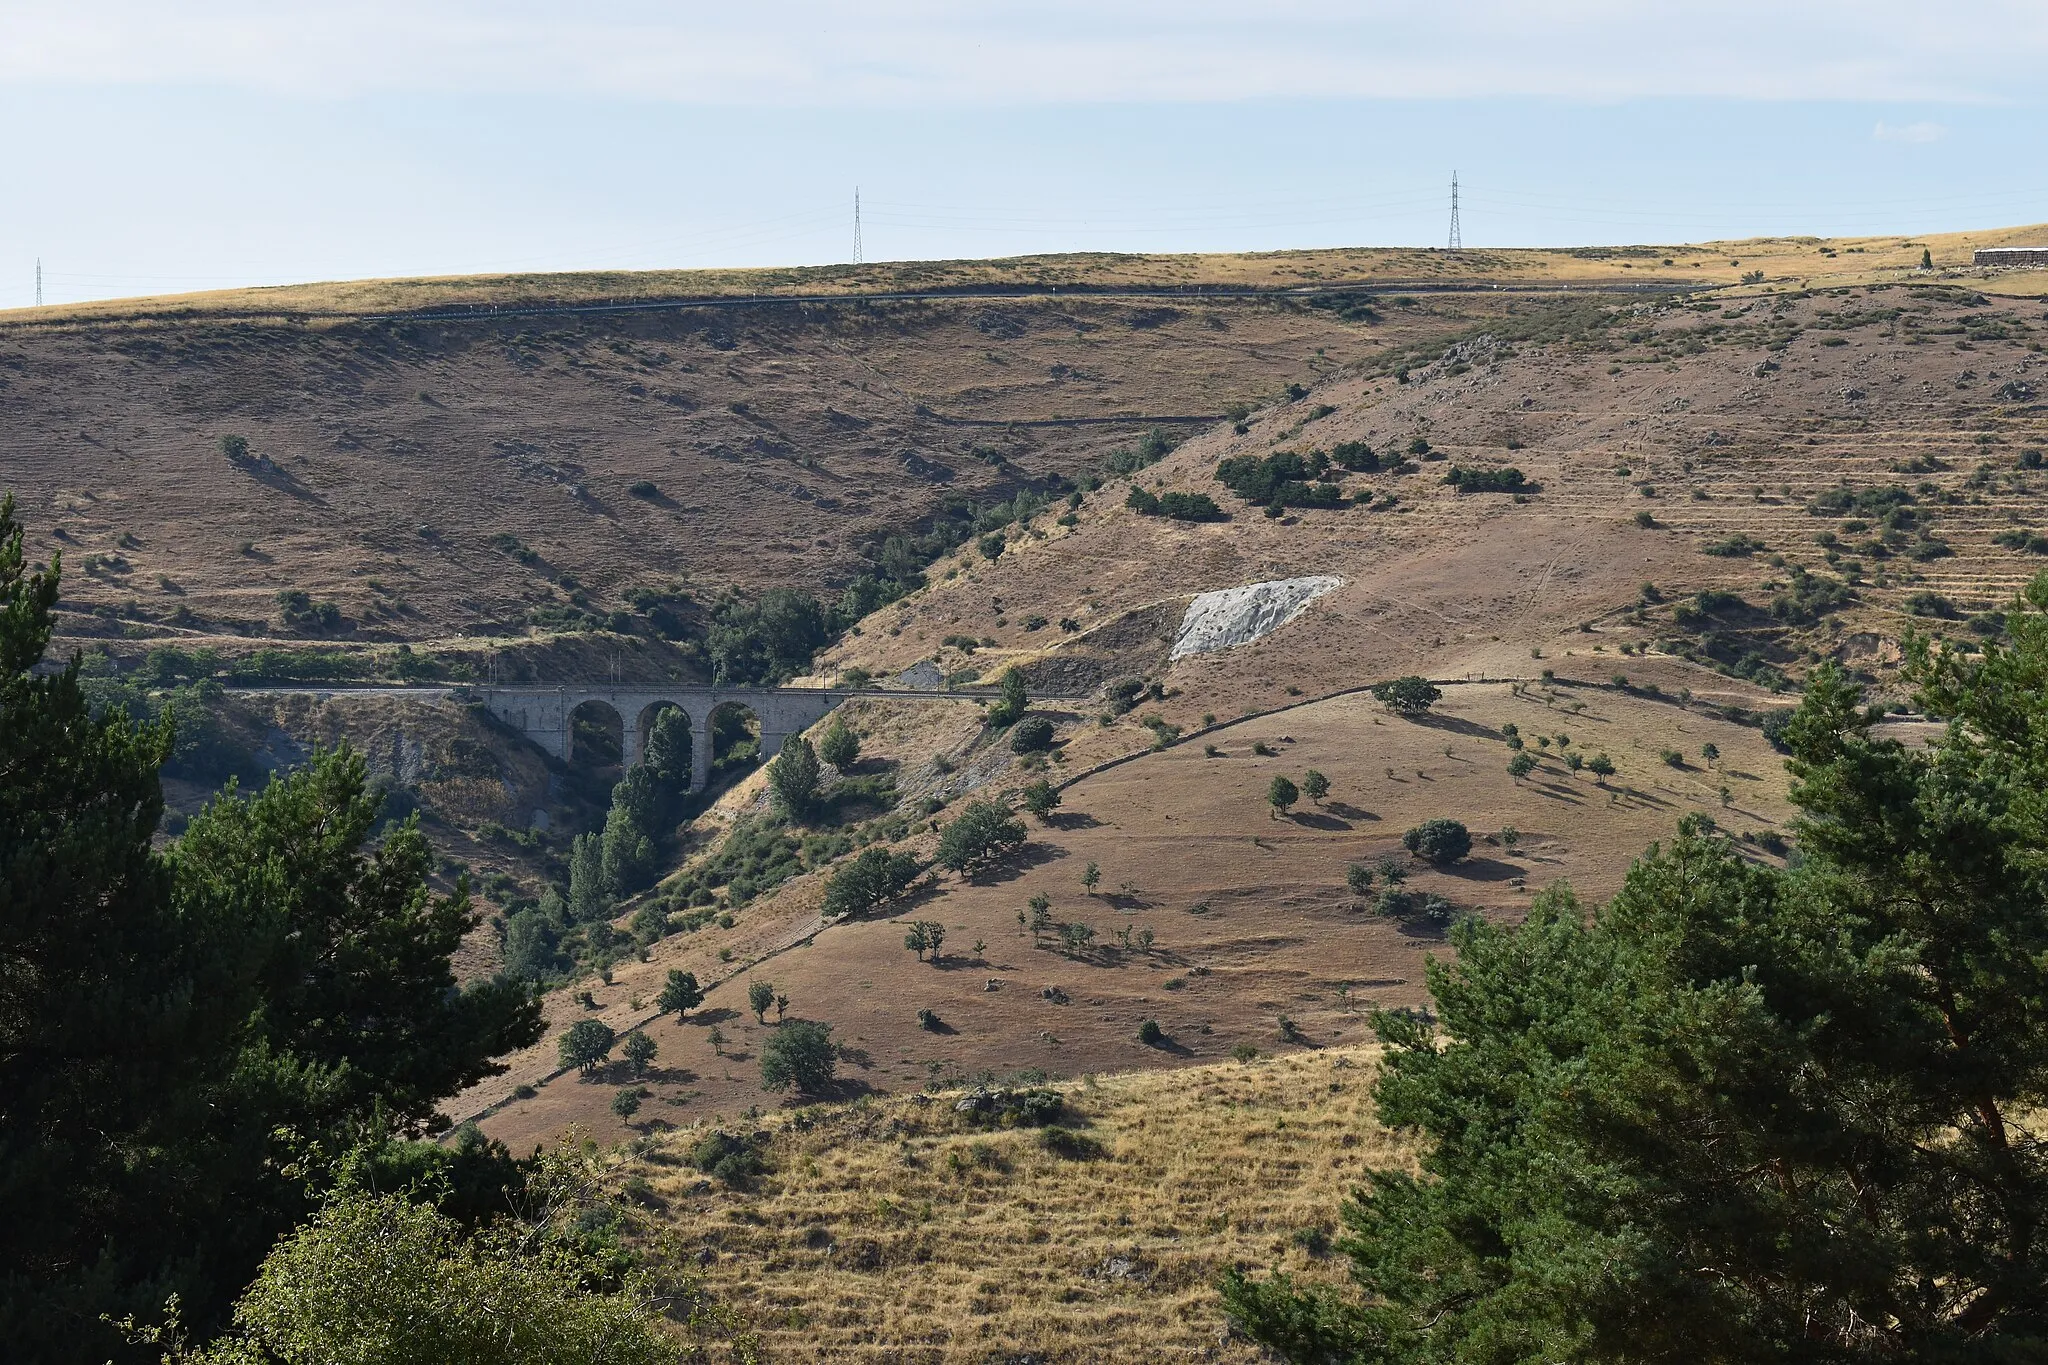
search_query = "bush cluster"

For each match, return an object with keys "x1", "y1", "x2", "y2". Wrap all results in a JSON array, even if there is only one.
[
  {"x1": 1442, "y1": 466, "x2": 1528, "y2": 494},
  {"x1": 1125, "y1": 486, "x2": 1227, "y2": 521}
]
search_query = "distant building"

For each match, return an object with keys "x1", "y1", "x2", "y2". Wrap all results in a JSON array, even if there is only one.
[{"x1": 1974, "y1": 247, "x2": 2048, "y2": 268}]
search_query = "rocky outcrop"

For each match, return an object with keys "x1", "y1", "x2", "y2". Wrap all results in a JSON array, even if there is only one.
[{"x1": 1170, "y1": 576, "x2": 1343, "y2": 660}]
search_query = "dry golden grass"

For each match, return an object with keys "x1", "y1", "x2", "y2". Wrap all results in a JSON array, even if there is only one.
[
  {"x1": 10, "y1": 223, "x2": 2047, "y2": 324},
  {"x1": 609, "y1": 1045, "x2": 1402, "y2": 1363}
]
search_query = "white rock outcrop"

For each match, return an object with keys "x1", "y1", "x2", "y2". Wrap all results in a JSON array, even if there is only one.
[{"x1": 1170, "y1": 576, "x2": 1343, "y2": 660}]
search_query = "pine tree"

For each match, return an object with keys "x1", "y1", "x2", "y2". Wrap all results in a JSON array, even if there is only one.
[
  {"x1": 0, "y1": 494, "x2": 218, "y2": 1357},
  {"x1": 1225, "y1": 579, "x2": 2048, "y2": 1360}
]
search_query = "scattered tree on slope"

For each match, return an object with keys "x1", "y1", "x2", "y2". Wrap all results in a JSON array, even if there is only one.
[{"x1": 1226, "y1": 577, "x2": 2048, "y2": 1361}]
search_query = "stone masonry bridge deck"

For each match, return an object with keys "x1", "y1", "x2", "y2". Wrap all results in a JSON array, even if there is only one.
[{"x1": 468, "y1": 684, "x2": 992, "y2": 793}]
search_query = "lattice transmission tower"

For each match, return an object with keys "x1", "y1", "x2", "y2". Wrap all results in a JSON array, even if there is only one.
[
  {"x1": 853, "y1": 188, "x2": 863, "y2": 265},
  {"x1": 1447, "y1": 172, "x2": 1462, "y2": 250}
]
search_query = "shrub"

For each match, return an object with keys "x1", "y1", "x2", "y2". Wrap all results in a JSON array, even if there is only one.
[
  {"x1": 1370, "y1": 676, "x2": 1441, "y2": 714},
  {"x1": 275, "y1": 589, "x2": 342, "y2": 632},
  {"x1": 1157, "y1": 491, "x2": 1225, "y2": 521},
  {"x1": 1704, "y1": 533, "x2": 1766, "y2": 557},
  {"x1": 978, "y1": 533, "x2": 1005, "y2": 560},
  {"x1": 627, "y1": 480, "x2": 659, "y2": 499},
  {"x1": 185, "y1": 1188, "x2": 689, "y2": 1364},
  {"x1": 1660, "y1": 748, "x2": 1685, "y2": 768},
  {"x1": 1906, "y1": 591, "x2": 1958, "y2": 618},
  {"x1": 1443, "y1": 466, "x2": 1527, "y2": 494},
  {"x1": 691, "y1": 1129, "x2": 767, "y2": 1187},
  {"x1": 1138, "y1": 1019, "x2": 1164, "y2": 1046},
  {"x1": 1231, "y1": 1043, "x2": 1260, "y2": 1064},
  {"x1": 986, "y1": 667, "x2": 1028, "y2": 728},
  {"x1": 936, "y1": 800, "x2": 1027, "y2": 872},
  {"x1": 1020, "y1": 779, "x2": 1061, "y2": 820},
  {"x1": 1403, "y1": 818, "x2": 1472, "y2": 865},
  {"x1": 1346, "y1": 864, "x2": 1374, "y2": 895},
  {"x1": 1038, "y1": 1127, "x2": 1105, "y2": 1160},
  {"x1": 1634, "y1": 510, "x2": 1658, "y2": 528},
  {"x1": 1010, "y1": 715, "x2": 1055, "y2": 753},
  {"x1": 1587, "y1": 752, "x2": 1617, "y2": 779},
  {"x1": 759, "y1": 1019, "x2": 836, "y2": 1094},
  {"x1": 918, "y1": 1007, "x2": 943, "y2": 1031},
  {"x1": 1331, "y1": 441, "x2": 1380, "y2": 472},
  {"x1": 818, "y1": 718, "x2": 860, "y2": 769}
]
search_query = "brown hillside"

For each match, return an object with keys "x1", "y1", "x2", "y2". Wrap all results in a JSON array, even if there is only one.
[
  {"x1": 468, "y1": 676, "x2": 1794, "y2": 1151},
  {"x1": 6, "y1": 280, "x2": 1492, "y2": 661},
  {"x1": 461, "y1": 270, "x2": 2048, "y2": 1150},
  {"x1": 822, "y1": 280, "x2": 2048, "y2": 706}
]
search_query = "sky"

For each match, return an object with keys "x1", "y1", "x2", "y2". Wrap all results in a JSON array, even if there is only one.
[{"x1": 3, "y1": 1, "x2": 2047, "y2": 308}]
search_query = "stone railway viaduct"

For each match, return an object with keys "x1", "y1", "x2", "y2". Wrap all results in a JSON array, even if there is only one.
[{"x1": 468, "y1": 684, "x2": 988, "y2": 792}]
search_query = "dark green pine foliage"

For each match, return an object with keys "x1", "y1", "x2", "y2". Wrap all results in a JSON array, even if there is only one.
[
  {"x1": 0, "y1": 494, "x2": 545, "y2": 1360},
  {"x1": 1225, "y1": 575, "x2": 2048, "y2": 1362},
  {"x1": 172, "y1": 747, "x2": 544, "y2": 1137},
  {"x1": 0, "y1": 494, "x2": 229, "y2": 1355}
]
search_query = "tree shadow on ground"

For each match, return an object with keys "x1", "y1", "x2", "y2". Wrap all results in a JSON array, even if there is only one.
[
  {"x1": 690, "y1": 1007, "x2": 741, "y2": 1026},
  {"x1": 1289, "y1": 810, "x2": 1352, "y2": 831},
  {"x1": 800, "y1": 1075, "x2": 880, "y2": 1105},
  {"x1": 645, "y1": 1066, "x2": 699, "y2": 1086},
  {"x1": 1142, "y1": 1037, "x2": 1197, "y2": 1058},
  {"x1": 1405, "y1": 712, "x2": 1501, "y2": 740},
  {"x1": 1044, "y1": 810, "x2": 1103, "y2": 831},
  {"x1": 1525, "y1": 778, "x2": 1588, "y2": 804},
  {"x1": 1325, "y1": 801, "x2": 1379, "y2": 822},
  {"x1": 1445, "y1": 856, "x2": 1523, "y2": 884},
  {"x1": 964, "y1": 841, "x2": 1067, "y2": 886}
]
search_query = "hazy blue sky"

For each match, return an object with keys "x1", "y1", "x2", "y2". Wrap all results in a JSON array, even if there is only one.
[{"x1": 4, "y1": 1, "x2": 2045, "y2": 307}]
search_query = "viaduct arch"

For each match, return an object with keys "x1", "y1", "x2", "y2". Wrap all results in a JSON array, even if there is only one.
[{"x1": 469, "y1": 684, "x2": 983, "y2": 793}]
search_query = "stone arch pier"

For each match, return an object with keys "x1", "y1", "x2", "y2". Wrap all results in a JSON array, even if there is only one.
[{"x1": 469, "y1": 684, "x2": 978, "y2": 793}]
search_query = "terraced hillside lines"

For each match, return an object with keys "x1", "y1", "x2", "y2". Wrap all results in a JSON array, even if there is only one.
[
  {"x1": 610, "y1": 1046, "x2": 1401, "y2": 1364},
  {"x1": 864, "y1": 283, "x2": 2048, "y2": 699},
  {"x1": 4, "y1": 294, "x2": 1497, "y2": 656},
  {"x1": 469, "y1": 679, "x2": 1794, "y2": 1150}
]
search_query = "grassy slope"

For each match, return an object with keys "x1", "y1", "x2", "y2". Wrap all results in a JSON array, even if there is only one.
[
  {"x1": 471, "y1": 677, "x2": 1795, "y2": 1150},
  {"x1": 9, "y1": 221, "x2": 2047, "y2": 322},
  {"x1": 608, "y1": 1044, "x2": 1403, "y2": 1363},
  {"x1": 468, "y1": 268, "x2": 2048, "y2": 1148},
  {"x1": 2, "y1": 284, "x2": 1477, "y2": 657}
]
